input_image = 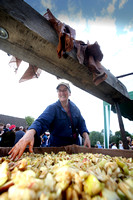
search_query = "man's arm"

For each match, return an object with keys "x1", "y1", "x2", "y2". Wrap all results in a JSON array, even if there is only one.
[
  {"x1": 8, "y1": 129, "x2": 36, "y2": 160},
  {"x1": 82, "y1": 132, "x2": 91, "y2": 148}
]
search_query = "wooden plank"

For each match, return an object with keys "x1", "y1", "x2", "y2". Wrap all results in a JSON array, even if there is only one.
[
  {"x1": 114, "y1": 102, "x2": 129, "y2": 149},
  {"x1": 0, "y1": 0, "x2": 130, "y2": 105},
  {"x1": 0, "y1": 145, "x2": 133, "y2": 158}
]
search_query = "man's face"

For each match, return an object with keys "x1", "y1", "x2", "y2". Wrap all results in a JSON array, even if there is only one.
[
  {"x1": 0, "y1": 125, "x2": 4, "y2": 131},
  {"x1": 57, "y1": 85, "x2": 71, "y2": 103},
  {"x1": 6, "y1": 124, "x2": 10, "y2": 129}
]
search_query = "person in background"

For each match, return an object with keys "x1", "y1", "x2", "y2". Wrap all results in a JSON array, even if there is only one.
[
  {"x1": 4, "y1": 123, "x2": 11, "y2": 132},
  {"x1": 131, "y1": 139, "x2": 133, "y2": 150},
  {"x1": 96, "y1": 141, "x2": 103, "y2": 148},
  {"x1": 0, "y1": 123, "x2": 5, "y2": 146},
  {"x1": 2, "y1": 125, "x2": 16, "y2": 147},
  {"x1": 79, "y1": 134, "x2": 84, "y2": 145},
  {"x1": 14, "y1": 126, "x2": 25, "y2": 145},
  {"x1": 9, "y1": 82, "x2": 91, "y2": 160},
  {"x1": 126, "y1": 136, "x2": 132, "y2": 149},
  {"x1": 40, "y1": 132, "x2": 48, "y2": 147},
  {"x1": 119, "y1": 140, "x2": 124, "y2": 149},
  {"x1": 23, "y1": 127, "x2": 28, "y2": 133},
  {"x1": 111, "y1": 142, "x2": 117, "y2": 149}
]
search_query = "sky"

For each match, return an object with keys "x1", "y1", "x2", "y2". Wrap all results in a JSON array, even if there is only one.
[{"x1": 0, "y1": 0, "x2": 133, "y2": 134}]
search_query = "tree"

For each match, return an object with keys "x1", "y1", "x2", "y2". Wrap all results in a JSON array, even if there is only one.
[{"x1": 25, "y1": 116, "x2": 34, "y2": 127}]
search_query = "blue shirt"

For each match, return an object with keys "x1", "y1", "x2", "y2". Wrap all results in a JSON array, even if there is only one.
[
  {"x1": 97, "y1": 144, "x2": 102, "y2": 148},
  {"x1": 29, "y1": 100, "x2": 89, "y2": 147},
  {"x1": 14, "y1": 130, "x2": 25, "y2": 145}
]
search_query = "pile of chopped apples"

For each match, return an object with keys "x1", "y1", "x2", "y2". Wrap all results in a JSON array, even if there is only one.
[{"x1": 0, "y1": 151, "x2": 133, "y2": 200}]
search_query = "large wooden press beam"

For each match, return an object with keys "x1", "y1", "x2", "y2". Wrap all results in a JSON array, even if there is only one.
[{"x1": 0, "y1": 0, "x2": 130, "y2": 105}]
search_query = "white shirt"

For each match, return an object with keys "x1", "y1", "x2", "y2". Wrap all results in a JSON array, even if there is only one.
[
  {"x1": 119, "y1": 143, "x2": 123, "y2": 149},
  {"x1": 112, "y1": 145, "x2": 117, "y2": 149}
]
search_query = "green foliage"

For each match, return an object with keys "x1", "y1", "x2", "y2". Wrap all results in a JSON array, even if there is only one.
[
  {"x1": 89, "y1": 131, "x2": 104, "y2": 147},
  {"x1": 25, "y1": 116, "x2": 34, "y2": 127}
]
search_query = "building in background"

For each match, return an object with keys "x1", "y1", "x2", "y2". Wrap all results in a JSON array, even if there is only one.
[{"x1": 0, "y1": 114, "x2": 27, "y2": 128}]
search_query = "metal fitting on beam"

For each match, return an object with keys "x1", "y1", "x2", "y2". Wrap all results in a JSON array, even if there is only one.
[{"x1": 0, "y1": 27, "x2": 8, "y2": 39}]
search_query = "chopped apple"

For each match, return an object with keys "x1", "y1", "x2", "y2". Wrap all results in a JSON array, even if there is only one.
[
  {"x1": 0, "y1": 162, "x2": 9, "y2": 187},
  {"x1": 102, "y1": 188, "x2": 120, "y2": 200},
  {"x1": 84, "y1": 174, "x2": 102, "y2": 196}
]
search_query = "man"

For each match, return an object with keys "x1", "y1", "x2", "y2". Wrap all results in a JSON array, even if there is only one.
[
  {"x1": 96, "y1": 141, "x2": 102, "y2": 148},
  {"x1": 0, "y1": 123, "x2": 5, "y2": 146},
  {"x1": 9, "y1": 82, "x2": 91, "y2": 160},
  {"x1": 2, "y1": 125, "x2": 16, "y2": 147},
  {"x1": 14, "y1": 126, "x2": 25, "y2": 145},
  {"x1": 111, "y1": 143, "x2": 117, "y2": 149},
  {"x1": 4, "y1": 123, "x2": 11, "y2": 133}
]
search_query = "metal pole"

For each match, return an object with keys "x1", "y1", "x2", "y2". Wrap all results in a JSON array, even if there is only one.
[
  {"x1": 116, "y1": 72, "x2": 133, "y2": 79},
  {"x1": 103, "y1": 102, "x2": 110, "y2": 148}
]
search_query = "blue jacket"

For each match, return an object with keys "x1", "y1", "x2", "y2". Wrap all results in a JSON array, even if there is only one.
[
  {"x1": 14, "y1": 130, "x2": 25, "y2": 145},
  {"x1": 29, "y1": 100, "x2": 89, "y2": 147}
]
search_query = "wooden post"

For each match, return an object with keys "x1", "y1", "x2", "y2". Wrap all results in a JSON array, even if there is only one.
[{"x1": 114, "y1": 102, "x2": 129, "y2": 149}]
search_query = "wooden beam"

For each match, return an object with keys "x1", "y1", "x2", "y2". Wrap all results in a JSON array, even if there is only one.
[
  {"x1": 0, "y1": 0, "x2": 130, "y2": 105},
  {"x1": 114, "y1": 102, "x2": 129, "y2": 149}
]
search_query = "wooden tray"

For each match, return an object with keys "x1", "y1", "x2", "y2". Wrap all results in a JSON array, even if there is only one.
[{"x1": 0, "y1": 145, "x2": 133, "y2": 158}]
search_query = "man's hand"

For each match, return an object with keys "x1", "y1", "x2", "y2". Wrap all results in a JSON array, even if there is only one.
[
  {"x1": 83, "y1": 132, "x2": 91, "y2": 148},
  {"x1": 8, "y1": 129, "x2": 36, "y2": 160}
]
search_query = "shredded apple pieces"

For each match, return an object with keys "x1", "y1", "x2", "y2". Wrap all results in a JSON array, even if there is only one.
[{"x1": 0, "y1": 152, "x2": 133, "y2": 200}]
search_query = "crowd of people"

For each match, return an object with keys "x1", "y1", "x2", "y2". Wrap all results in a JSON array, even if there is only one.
[
  {"x1": 0, "y1": 123, "x2": 26, "y2": 147},
  {"x1": 95, "y1": 138, "x2": 133, "y2": 150},
  {"x1": 109, "y1": 137, "x2": 133, "y2": 150},
  {"x1": 0, "y1": 123, "x2": 51, "y2": 148},
  {"x1": 0, "y1": 122, "x2": 133, "y2": 150}
]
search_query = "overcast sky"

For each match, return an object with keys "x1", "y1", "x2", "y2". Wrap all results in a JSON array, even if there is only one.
[{"x1": 0, "y1": 0, "x2": 133, "y2": 134}]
